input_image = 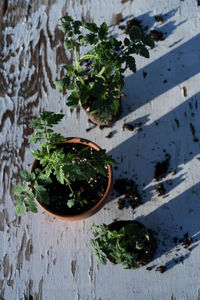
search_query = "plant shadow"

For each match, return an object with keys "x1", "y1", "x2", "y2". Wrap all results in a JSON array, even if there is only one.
[{"x1": 137, "y1": 182, "x2": 200, "y2": 271}]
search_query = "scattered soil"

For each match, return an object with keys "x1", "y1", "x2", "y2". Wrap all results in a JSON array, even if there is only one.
[
  {"x1": 122, "y1": 123, "x2": 134, "y2": 131},
  {"x1": 114, "y1": 178, "x2": 142, "y2": 210},
  {"x1": 108, "y1": 220, "x2": 157, "y2": 267},
  {"x1": 155, "y1": 15, "x2": 164, "y2": 22},
  {"x1": 33, "y1": 143, "x2": 109, "y2": 216},
  {"x1": 156, "y1": 265, "x2": 166, "y2": 273},
  {"x1": 183, "y1": 86, "x2": 187, "y2": 97},
  {"x1": 150, "y1": 30, "x2": 164, "y2": 41},
  {"x1": 105, "y1": 131, "x2": 115, "y2": 139},
  {"x1": 155, "y1": 183, "x2": 166, "y2": 196},
  {"x1": 121, "y1": 18, "x2": 144, "y2": 35},
  {"x1": 154, "y1": 154, "x2": 170, "y2": 181}
]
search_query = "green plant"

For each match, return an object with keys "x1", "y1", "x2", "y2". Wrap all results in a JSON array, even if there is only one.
[
  {"x1": 90, "y1": 222, "x2": 150, "y2": 269},
  {"x1": 54, "y1": 16, "x2": 154, "y2": 123},
  {"x1": 12, "y1": 111, "x2": 115, "y2": 216}
]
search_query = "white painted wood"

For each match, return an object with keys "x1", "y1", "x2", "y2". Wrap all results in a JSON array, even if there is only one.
[{"x1": 1, "y1": 0, "x2": 200, "y2": 299}]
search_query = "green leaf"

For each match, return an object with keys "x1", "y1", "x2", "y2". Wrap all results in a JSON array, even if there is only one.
[
  {"x1": 99, "y1": 22, "x2": 108, "y2": 39},
  {"x1": 63, "y1": 65, "x2": 75, "y2": 76},
  {"x1": 40, "y1": 111, "x2": 65, "y2": 127},
  {"x1": 67, "y1": 92, "x2": 79, "y2": 108},
  {"x1": 38, "y1": 174, "x2": 52, "y2": 185},
  {"x1": 85, "y1": 22, "x2": 98, "y2": 33},
  {"x1": 139, "y1": 45, "x2": 149, "y2": 58},
  {"x1": 141, "y1": 34, "x2": 155, "y2": 48},
  {"x1": 34, "y1": 183, "x2": 49, "y2": 205},
  {"x1": 129, "y1": 26, "x2": 142, "y2": 41},
  {"x1": 124, "y1": 37, "x2": 130, "y2": 46},
  {"x1": 12, "y1": 184, "x2": 27, "y2": 197},
  {"x1": 20, "y1": 170, "x2": 35, "y2": 182},
  {"x1": 67, "y1": 199, "x2": 75, "y2": 208},
  {"x1": 54, "y1": 75, "x2": 70, "y2": 92},
  {"x1": 125, "y1": 56, "x2": 136, "y2": 73},
  {"x1": 54, "y1": 166, "x2": 65, "y2": 184},
  {"x1": 15, "y1": 200, "x2": 26, "y2": 216},
  {"x1": 60, "y1": 16, "x2": 73, "y2": 23}
]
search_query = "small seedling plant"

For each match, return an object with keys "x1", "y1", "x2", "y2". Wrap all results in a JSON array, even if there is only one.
[
  {"x1": 54, "y1": 16, "x2": 154, "y2": 123},
  {"x1": 90, "y1": 222, "x2": 150, "y2": 269},
  {"x1": 12, "y1": 112, "x2": 115, "y2": 216}
]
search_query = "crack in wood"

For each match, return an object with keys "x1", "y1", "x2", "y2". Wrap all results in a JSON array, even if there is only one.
[
  {"x1": 25, "y1": 239, "x2": 33, "y2": 261},
  {"x1": 71, "y1": 260, "x2": 77, "y2": 278},
  {"x1": 17, "y1": 232, "x2": 26, "y2": 271},
  {"x1": 3, "y1": 253, "x2": 9, "y2": 278}
]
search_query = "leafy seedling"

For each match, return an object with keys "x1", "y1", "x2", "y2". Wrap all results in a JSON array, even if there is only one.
[
  {"x1": 54, "y1": 16, "x2": 154, "y2": 123},
  {"x1": 12, "y1": 112, "x2": 115, "y2": 215},
  {"x1": 90, "y1": 222, "x2": 150, "y2": 269}
]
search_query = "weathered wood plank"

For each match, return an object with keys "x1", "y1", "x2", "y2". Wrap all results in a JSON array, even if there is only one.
[{"x1": 1, "y1": 0, "x2": 200, "y2": 299}]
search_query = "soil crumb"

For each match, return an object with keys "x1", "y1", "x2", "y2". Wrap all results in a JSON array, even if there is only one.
[
  {"x1": 122, "y1": 18, "x2": 143, "y2": 35},
  {"x1": 105, "y1": 131, "x2": 115, "y2": 139},
  {"x1": 155, "y1": 15, "x2": 164, "y2": 22},
  {"x1": 156, "y1": 265, "x2": 166, "y2": 273},
  {"x1": 122, "y1": 123, "x2": 134, "y2": 131},
  {"x1": 150, "y1": 30, "x2": 164, "y2": 41},
  {"x1": 183, "y1": 86, "x2": 187, "y2": 97},
  {"x1": 154, "y1": 154, "x2": 170, "y2": 180},
  {"x1": 114, "y1": 178, "x2": 142, "y2": 210},
  {"x1": 155, "y1": 183, "x2": 166, "y2": 196}
]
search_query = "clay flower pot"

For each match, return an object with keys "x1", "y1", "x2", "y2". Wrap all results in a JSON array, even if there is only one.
[{"x1": 31, "y1": 138, "x2": 113, "y2": 221}]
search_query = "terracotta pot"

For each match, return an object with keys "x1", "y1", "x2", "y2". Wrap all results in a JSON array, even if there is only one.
[
  {"x1": 83, "y1": 98, "x2": 122, "y2": 127},
  {"x1": 31, "y1": 138, "x2": 113, "y2": 221},
  {"x1": 107, "y1": 220, "x2": 157, "y2": 267}
]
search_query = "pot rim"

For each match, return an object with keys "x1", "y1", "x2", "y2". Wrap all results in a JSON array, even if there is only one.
[{"x1": 31, "y1": 137, "x2": 113, "y2": 221}]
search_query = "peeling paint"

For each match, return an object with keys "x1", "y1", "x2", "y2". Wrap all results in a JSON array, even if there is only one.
[
  {"x1": 3, "y1": 253, "x2": 9, "y2": 278},
  {"x1": 0, "y1": 212, "x2": 4, "y2": 231},
  {"x1": 25, "y1": 239, "x2": 33, "y2": 261},
  {"x1": 89, "y1": 255, "x2": 93, "y2": 282},
  {"x1": 17, "y1": 232, "x2": 26, "y2": 271}
]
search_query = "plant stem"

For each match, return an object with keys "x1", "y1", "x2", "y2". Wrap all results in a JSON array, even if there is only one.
[
  {"x1": 64, "y1": 176, "x2": 76, "y2": 198},
  {"x1": 98, "y1": 66, "x2": 106, "y2": 76}
]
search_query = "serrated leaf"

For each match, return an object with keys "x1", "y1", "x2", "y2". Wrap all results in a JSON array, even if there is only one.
[
  {"x1": 125, "y1": 56, "x2": 136, "y2": 73},
  {"x1": 54, "y1": 166, "x2": 65, "y2": 184},
  {"x1": 15, "y1": 200, "x2": 26, "y2": 216},
  {"x1": 67, "y1": 92, "x2": 79, "y2": 108},
  {"x1": 85, "y1": 22, "x2": 98, "y2": 33},
  {"x1": 38, "y1": 174, "x2": 52, "y2": 185},
  {"x1": 67, "y1": 199, "x2": 75, "y2": 208},
  {"x1": 20, "y1": 170, "x2": 34, "y2": 182},
  {"x1": 124, "y1": 37, "x2": 130, "y2": 46},
  {"x1": 34, "y1": 183, "x2": 49, "y2": 205},
  {"x1": 63, "y1": 65, "x2": 75, "y2": 76},
  {"x1": 139, "y1": 46, "x2": 149, "y2": 58},
  {"x1": 129, "y1": 26, "x2": 142, "y2": 41},
  {"x1": 141, "y1": 34, "x2": 155, "y2": 48},
  {"x1": 54, "y1": 75, "x2": 70, "y2": 92},
  {"x1": 99, "y1": 22, "x2": 108, "y2": 39},
  {"x1": 12, "y1": 184, "x2": 27, "y2": 197}
]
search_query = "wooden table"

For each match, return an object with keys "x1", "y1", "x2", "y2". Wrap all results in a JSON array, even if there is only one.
[{"x1": 1, "y1": 0, "x2": 200, "y2": 299}]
